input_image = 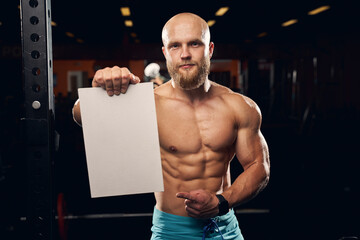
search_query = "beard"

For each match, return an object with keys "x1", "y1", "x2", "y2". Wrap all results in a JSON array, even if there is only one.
[{"x1": 167, "y1": 57, "x2": 210, "y2": 90}]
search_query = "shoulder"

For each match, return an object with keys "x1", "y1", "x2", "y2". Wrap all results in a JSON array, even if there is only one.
[
  {"x1": 211, "y1": 82, "x2": 259, "y2": 112},
  {"x1": 154, "y1": 81, "x2": 171, "y2": 96},
  {"x1": 153, "y1": 81, "x2": 172, "y2": 103},
  {"x1": 211, "y1": 82, "x2": 262, "y2": 128}
]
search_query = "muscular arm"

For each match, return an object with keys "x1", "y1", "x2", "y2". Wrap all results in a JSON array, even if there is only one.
[
  {"x1": 222, "y1": 96, "x2": 270, "y2": 208},
  {"x1": 176, "y1": 94, "x2": 270, "y2": 218},
  {"x1": 72, "y1": 99, "x2": 82, "y2": 126}
]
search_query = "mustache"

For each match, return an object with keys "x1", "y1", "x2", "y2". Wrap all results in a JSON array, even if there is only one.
[{"x1": 177, "y1": 62, "x2": 198, "y2": 68}]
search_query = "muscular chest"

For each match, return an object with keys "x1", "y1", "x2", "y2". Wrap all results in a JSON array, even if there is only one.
[{"x1": 156, "y1": 99, "x2": 236, "y2": 153}]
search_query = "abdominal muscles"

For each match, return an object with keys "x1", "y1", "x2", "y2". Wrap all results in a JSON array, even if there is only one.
[{"x1": 155, "y1": 147, "x2": 233, "y2": 216}]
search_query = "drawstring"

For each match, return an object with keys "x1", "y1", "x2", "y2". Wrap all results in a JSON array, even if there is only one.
[{"x1": 202, "y1": 219, "x2": 224, "y2": 240}]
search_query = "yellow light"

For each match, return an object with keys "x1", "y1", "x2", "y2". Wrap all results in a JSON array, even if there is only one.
[
  {"x1": 0, "y1": 21, "x2": 3, "y2": 27},
  {"x1": 51, "y1": 21, "x2": 57, "y2": 27},
  {"x1": 281, "y1": 19, "x2": 298, "y2": 27},
  {"x1": 308, "y1": 5, "x2": 330, "y2": 15},
  {"x1": 207, "y1": 20, "x2": 216, "y2": 27},
  {"x1": 125, "y1": 20, "x2": 133, "y2": 27},
  {"x1": 130, "y1": 32, "x2": 137, "y2": 38},
  {"x1": 65, "y1": 32, "x2": 74, "y2": 38},
  {"x1": 76, "y1": 38, "x2": 84, "y2": 43},
  {"x1": 215, "y1": 7, "x2": 229, "y2": 16},
  {"x1": 120, "y1": 7, "x2": 131, "y2": 16},
  {"x1": 257, "y1": 32, "x2": 267, "y2": 38}
]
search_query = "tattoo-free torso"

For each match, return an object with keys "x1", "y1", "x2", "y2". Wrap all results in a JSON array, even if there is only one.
[{"x1": 154, "y1": 82, "x2": 240, "y2": 216}]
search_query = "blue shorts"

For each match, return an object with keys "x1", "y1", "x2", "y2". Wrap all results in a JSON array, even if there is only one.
[{"x1": 151, "y1": 207, "x2": 244, "y2": 240}]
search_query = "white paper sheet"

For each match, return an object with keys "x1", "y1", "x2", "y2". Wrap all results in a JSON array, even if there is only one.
[{"x1": 78, "y1": 83, "x2": 163, "y2": 198}]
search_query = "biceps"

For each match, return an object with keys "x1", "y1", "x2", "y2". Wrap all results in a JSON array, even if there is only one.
[{"x1": 235, "y1": 129, "x2": 269, "y2": 169}]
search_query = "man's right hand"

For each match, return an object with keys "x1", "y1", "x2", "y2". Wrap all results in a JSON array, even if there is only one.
[{"x1": 92, "y1": 66, "x2": 141, "y2": 96}]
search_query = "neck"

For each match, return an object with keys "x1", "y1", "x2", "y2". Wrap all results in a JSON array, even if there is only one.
[{"x1": 170, "y1": 78, "x2": 212, "y2": 103}]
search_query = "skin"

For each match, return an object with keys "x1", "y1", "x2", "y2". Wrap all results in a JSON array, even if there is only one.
[
  {"x1": 73, "y1": 13, "x2": 270, "y2": 219},
  {"x1": 150, "y1": 76, "x2": 164, "y2": 88}
]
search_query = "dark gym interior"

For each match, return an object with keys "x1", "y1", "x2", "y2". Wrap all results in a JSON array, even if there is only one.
[{"x1": 1, "y1": 0, "x2": 359, "y2": 239}]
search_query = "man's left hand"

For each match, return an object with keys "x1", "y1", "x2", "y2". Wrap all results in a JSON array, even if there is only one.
[{"x1": 176, "y1": 189, "x2": 219, "y2": 219}]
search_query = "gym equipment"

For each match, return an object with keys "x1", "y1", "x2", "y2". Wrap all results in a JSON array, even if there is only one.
[{"x1": 20, "y1": 0, "x2": 55, "y2": 238}]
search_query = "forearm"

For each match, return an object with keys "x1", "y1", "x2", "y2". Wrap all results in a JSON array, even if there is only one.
[
  {"x1": 72, "y1": 99, "x2": 82, "y2": 126},
  {"x1": 222, "y1": 161, "x2": 270, "y2": 208}
]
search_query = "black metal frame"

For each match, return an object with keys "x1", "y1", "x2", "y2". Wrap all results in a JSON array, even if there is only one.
[{"x1": 20, "y1": 0, "x2": 54, "y2": 238}]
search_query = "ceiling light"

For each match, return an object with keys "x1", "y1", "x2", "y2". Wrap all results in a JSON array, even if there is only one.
[
  {"x1": 65, "y1": 32, "x2": 74, "y2": 38},
  {"x1": 76, "y1": 38, "x2": 84, "y2": 43},
  {"x1": 257, "y1": 32, "x2": 267, "y2": 38},
  {"x1": 308, "y1": 5, "x2": 330, "y2": 15},
  {"x1": 215, "y1": 7, "x2": 229, "y2": 16},
  {"x1": 125, "y1": 20, "x2": 133, "y2": 27},
  {"x1": 121, "y1": 7, "x2": 131, "y2": 16},
  {"x1": 207, "y1": 20, "x2": 216, "y2": 27},
  {"x1": 130, "y1": 32, "x2": 137, "y2": 38},
  {"x1": 281, "y1": 19, "x2": 298, "y2": 27},
  {"x1": 51, "y1": 21, "x2": 57, "y2": 27}
]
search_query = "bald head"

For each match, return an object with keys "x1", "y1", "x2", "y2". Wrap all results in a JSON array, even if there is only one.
[{"x1": 162, "y1": 13, "x2": 210, "y2": 47}]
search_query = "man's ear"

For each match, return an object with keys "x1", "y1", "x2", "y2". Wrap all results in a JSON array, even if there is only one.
[
  {"x1": 162, "y1": 46, "x2": 167, "y2": 58},
  {"x1": 209, "y1": 42, "x2": 214, "y2": 59}
]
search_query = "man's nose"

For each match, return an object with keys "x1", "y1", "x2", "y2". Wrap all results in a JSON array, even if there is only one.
[{"x1": 180, "y1": 46, "x2": 191, "y2": 59}]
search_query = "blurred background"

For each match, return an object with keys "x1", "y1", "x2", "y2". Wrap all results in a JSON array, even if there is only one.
[{"x1": 0, "y1": 0, "x2": 359, "y2": 239}]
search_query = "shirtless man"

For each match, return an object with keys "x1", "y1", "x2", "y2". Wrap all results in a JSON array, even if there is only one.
[{"x1": 73, "y1": 13, "x2": 270, "y2": 240}]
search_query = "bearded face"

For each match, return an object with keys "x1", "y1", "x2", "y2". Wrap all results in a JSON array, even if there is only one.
[{"x1": 167, "y1": 56, "x2": 210, "y2": 90}]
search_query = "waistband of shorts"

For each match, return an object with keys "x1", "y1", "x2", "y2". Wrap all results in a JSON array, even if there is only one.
[{"x1": 153, "y1": 206, "x2": 236, "y2": 227}]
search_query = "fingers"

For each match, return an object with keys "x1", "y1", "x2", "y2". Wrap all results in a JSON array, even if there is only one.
[
  {"x1": 185, "y1": 205, "x2": 214, "y2": 218},
  {"x1": 92, "y1": 66, "x2": 140, "y2": 96},
  {"x1": 177, "y1": 190, "x2": 207, "y2": 202},
  {"x1": 185, "y1": 205, "x2": 201, "y2": 217},
  {"x1": 184, "y1": 199, "x2": 203, "y2": 210},
  {"x1": 177, "y1": 192, "x2": 205, "y2": 212},
  {"x1": 130, "y1": 74, "x2": 141, "y2": 84},
  {"x1": 92, "y1": 70, "x2": 104, "y2": 88},
  {"x1": 184, "y1": 200, "x2": 217, "y2": 219},
  {"x1": 177, "y1": 190, "x2": 219, "y2": 218},
  {"x1": 103, "y1": 67, "x2": 114, "y2": 96},
  {"x1": 112, "y1": 67, "x2": 121, "y2": 95},
  {"x1": 176, "y1": 192, "x2": 194, "y2": 201}
]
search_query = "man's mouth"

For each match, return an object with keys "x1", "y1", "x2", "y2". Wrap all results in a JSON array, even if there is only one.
[{"x1": 179, "y1": 63, "x2": 195, "y2": 69}]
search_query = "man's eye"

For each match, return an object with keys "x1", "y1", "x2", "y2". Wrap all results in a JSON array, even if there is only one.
[
  {"x1": 171, "y1": 44, "x2": 179, "y2": 49},
  {"x1": 192, "y1": 42, "x2": 199, "y2": 47}
]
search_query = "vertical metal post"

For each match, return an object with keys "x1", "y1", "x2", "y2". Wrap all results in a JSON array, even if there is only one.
[{"x1": 20, "y1": 0, "x2": 54, "y2": 239}]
